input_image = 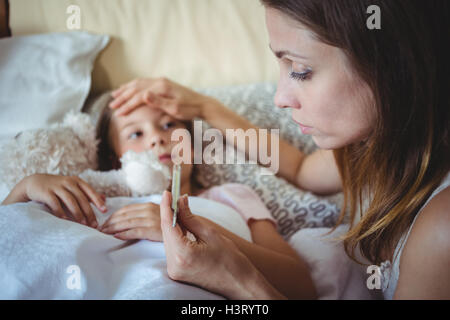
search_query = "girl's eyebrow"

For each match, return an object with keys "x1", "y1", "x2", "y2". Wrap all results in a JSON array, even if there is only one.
[
  {"x1": 119, "y1": 121, "x2": 139, "y2": 130},
  {"x1": 269, "y1": 43, "x2": 308, "y2": 60}
]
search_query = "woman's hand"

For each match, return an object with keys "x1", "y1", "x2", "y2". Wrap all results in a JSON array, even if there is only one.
[
  {"x1": 4, "y1": 174, "x2": 107, "y2": 228},
  {"x1": 100, "y1": 202, "x2": 162, "y2": 241},
  {"x1": 108, "y1": 77, "x2": 217, "y2": 120},
  {"x1": 160, "y1": 190, "x2": 285, "y2": 299}
]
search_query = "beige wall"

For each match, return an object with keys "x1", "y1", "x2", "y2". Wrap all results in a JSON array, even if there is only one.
[{"x1": 10, "y1": 0, "x2": 279, "y2": 94}]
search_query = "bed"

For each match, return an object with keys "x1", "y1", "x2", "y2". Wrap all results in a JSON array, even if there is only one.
[{"x1": 0, "y1": 0, "x2": 380, "y2": 300}]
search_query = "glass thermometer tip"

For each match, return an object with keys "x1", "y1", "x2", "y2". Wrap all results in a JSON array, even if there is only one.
[{"x1": 171, "y1": 164, "x2": 181, "y2": 227}]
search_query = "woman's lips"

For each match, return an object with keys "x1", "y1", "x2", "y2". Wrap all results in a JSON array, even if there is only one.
[{"x1": 293, "y1": 119, "x2": 313, "y2": 134}]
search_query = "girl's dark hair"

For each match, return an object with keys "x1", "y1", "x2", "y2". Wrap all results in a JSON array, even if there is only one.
[
  {"x1": 261, "y1": 0, "x2": 450, "y2": 264},
  {"x1": 96, "y1": 103, "x2": 117, "y2": 171}
]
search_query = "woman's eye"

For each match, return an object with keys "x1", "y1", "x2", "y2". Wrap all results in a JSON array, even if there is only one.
[
  {"x1": 289, "y1": 67, "x2": 312, "y2": 81},
  {"x1": 128, "y1": 131, "x2": 143, "y2": 140},
  {"x1": 162, "y1": 122, "x2": 175, "y2": 130}
]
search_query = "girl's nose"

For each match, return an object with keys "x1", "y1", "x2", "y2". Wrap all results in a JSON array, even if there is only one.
[{"x1": 149, "y1": 135, "x2": 166, "y2": 148}]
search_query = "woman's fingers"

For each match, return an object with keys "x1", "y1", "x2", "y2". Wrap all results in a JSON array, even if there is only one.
[
  {"x1": 109, "y1": 87, "x2": 137, "y2": 109},
  {"x1": 114, "y1": 92, "x2": 148, "y2": 116},
  {"x1": 160, "y1": 191, "x2": 188, "y2": 246},
  {"x1": 111, "y1": 83, "x2": 129, "y2": 99},
  {"x1": 176, "y1": 194, "x2": 208, "y2": 240}
]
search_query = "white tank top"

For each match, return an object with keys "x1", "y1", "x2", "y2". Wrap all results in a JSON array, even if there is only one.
[{"x1": 381, "y1": 171, "x2": 450, "y2": 299}]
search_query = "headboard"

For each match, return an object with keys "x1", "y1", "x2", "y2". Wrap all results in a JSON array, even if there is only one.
[
  {"x1": 6, "y1": 0, "x2": 279, "y2": 94},
  {"x1": 0, "y1": 0, "x2": 10, "y2": 38}
]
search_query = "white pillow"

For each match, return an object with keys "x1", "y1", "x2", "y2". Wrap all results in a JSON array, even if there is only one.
[{"x1": 0, "y1": 31, "x2": 109, "y2": 140}]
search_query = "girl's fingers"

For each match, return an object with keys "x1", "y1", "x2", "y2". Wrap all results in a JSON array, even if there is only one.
[
  {"x1": 114, "y1": 227, "x2": 163, "y2": 242},
  {"x1": 113, "y1": 202, "x2": 158, "y2": 216},
  {"x1": 101, "y1": 208, "x2": 153, "y2": 229},
  {"x1": 46, "y1": 193, "x2": 68, "y2": 220},
  {"x1": 102, "y1": 217, "x2": 154, "y2": 234},
  {"x1": 76, "y1": 179, "x2": 107, "y2": 213},
  {"x1": 101, "y1": 203, "x2": 158, "y2": 227},
  {"x1": 64, "y1": 185, "x2": 98, "y2": 228},
  {"x1": 109, "y1": 87, "x2": 137, "y2": 109},
  {"x1": 54, "y1": 189, "x2": 86, "y2": 225}
]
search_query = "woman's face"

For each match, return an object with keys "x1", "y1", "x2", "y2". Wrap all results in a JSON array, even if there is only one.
[
  {"x1": 265, "y1": 8, "x2": 376, "y2": 149},
  {"x1": 109, "y1": 105, "x2": 194, "y2": 180}
]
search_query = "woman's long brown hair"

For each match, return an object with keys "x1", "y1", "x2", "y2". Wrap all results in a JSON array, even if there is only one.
[{"x1": 261, "y1": 0, "x2": 450, "y2": 264}]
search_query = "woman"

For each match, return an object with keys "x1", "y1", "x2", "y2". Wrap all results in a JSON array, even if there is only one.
[{"x1": 109, "y1": 0, "x2": 450, "y2": 299}]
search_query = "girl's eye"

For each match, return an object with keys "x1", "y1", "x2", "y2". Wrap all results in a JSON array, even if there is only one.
[
  {"x1": 128, "y1": 131, "x2": 143, "y2": 140},
  {"x1": 289, "y1": 67, "x2": 312, "y2": 81},
  {"x1": 162, "y1": 122, "x2": 175, "y2": 130}
]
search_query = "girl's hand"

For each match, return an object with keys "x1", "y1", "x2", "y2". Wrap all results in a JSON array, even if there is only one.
[
  {"x1": 23, "y1": 174, "x2": 107, "y2": 228},
  {"x1": 100, "y1": 202, "x2": 162, "y2": 242},
  {"x1": 160, "y1": 191, "x2": 284, "y2": 299},
  {"x1": 108, "y1": 77, "x2": 215, "y2": 120}
]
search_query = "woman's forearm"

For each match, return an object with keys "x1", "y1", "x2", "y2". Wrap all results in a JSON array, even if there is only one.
[
  {"x1": 200, "y1": 97, "x2": 305, "y2": 186},
  {"x1": 199, "y1": 216, "x2": 317, "y2": 299}
]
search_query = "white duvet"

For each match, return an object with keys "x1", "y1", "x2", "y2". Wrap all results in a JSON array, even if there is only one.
[{"x1": 0, "y1": 195, "x2": 251, "y2": 299}]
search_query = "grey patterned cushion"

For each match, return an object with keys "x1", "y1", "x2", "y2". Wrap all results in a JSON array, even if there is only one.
[
  {"x1": 194, "y1": 83, "x2": 344, "y2": 240},
  {"x1": 84, "y1": 83, "x2": 344, "y2": 240}
]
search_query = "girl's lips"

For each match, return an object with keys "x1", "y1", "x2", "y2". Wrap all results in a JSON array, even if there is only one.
[{"x1": 159, "y1": 154, "x2": 171, "y2": 161}]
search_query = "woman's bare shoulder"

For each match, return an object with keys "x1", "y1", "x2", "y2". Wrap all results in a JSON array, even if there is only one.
[
  {"x1": 394, "y1": 186, "x2": 450, "y2": 299},
  {"x1": 295, "y1": 149, "x2": 342, "y2": 195}
]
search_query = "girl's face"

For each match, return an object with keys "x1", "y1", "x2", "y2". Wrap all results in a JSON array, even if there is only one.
[
  {"x1": 109, "y1": 105, "x2": 194, "y2": 181},
  {"x1": 265, "y1": 8, "x2": 376, "y2": 149}
]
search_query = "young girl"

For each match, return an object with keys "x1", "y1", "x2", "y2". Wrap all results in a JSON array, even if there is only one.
[{"x1": 1, "y1": 100, "x2": 314, "y2": 299}]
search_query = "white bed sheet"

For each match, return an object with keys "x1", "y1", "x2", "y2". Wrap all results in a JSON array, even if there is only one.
[{"x1": 0, "y1": 194, "x2": 251, "y2": 299}]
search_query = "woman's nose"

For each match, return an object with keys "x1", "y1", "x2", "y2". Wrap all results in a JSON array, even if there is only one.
[{"x1": 274, "y1": 78, "x2": 301, "y2": 110}]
